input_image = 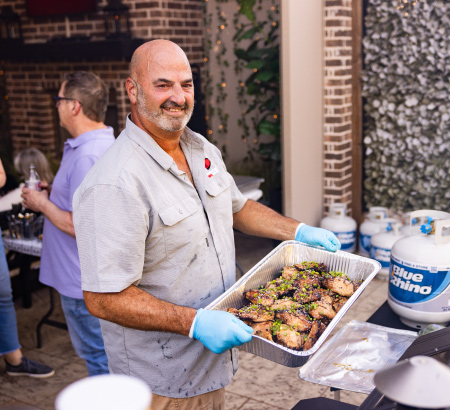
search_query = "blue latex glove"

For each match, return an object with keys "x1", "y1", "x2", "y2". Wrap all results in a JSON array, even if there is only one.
[
  {"x1": 295, "y1": 223, "x2": 341, "y2": 252},
  {"x1": 193, "y1": 308, "x2": 253, "y2": 354}
]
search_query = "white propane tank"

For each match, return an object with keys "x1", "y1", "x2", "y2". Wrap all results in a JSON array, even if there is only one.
[
  {"x1": 388, "y1": 210, "x2": 450, "y2": 329},
  {"x1": 370, "y1": 219, "x2": 404, "y2": 280},
  {"x1": 399, "y1": 215, "x2": 422, "y2": 236},
  {"x1": 320, "y1": 203, "x2": 357, "y2": 253},
  {"x1": 359, "y1": 207, "x2": 388, "y2": 257}
]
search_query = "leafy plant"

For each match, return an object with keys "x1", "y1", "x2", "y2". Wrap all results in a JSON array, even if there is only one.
[{"x1": 234, "y1": 0, "x2": 281, "y2": 182}]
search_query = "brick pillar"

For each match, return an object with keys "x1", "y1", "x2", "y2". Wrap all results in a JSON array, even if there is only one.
[{"x1": 323, "y1": 0, "x2": 354, "y2": 216}]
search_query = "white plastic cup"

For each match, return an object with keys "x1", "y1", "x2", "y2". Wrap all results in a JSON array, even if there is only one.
[{"x1": 55, "y1": 374, "x2": 152, "y2": 410}]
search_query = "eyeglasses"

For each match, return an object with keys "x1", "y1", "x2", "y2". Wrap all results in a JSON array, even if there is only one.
[{"x1": 53, "y1": 96, "x2": 79, "y2": 107}]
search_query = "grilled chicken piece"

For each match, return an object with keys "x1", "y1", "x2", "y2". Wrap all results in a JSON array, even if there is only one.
[
  {"x1": 281, "y1": 266, "x2": 298, "y2": 281},
  {"x1": 303, "y1": 320, "x2": 323, "y2": 351},
  {"x1": 293, "y1": 287, "x2": 321, "y2": 304},
  {"x1": 228, "y1": 305, "x2": 275, "y2": 322},
  {"x1": 264, "y1": 278, "x2": 292, "y2": 298},
  {"x1": 322, "y1": 276, "x2": 360, "y2": 297},
  {"x1": 275, "y1": 324, "x2": 306, "y2": 351},
  {"x1": 317, "y1": 287, "x2": 334, "y2": 298},
  {"x1": 271, "y1": 298, "x2": 302, "y2": 311},
  {"x1": 245, "y1": 289, "x2": 276, "y2": 306},
  {"x1": 251, "y1": 321, "x2": 274, "y2": 342},
  {"x1": 317, "y1": 289, "x2": 334, "y2": 305},
  {"x1": 292, "y1": 272, "x2": 322, "y2": 290},
  {"x1": 227, "y1": 308, "x2": 253, "y2": 325},
  {"x1": 295, "y1": 262, "x2": 328, "y2": 273},
  {"x1": 275, "y1": 309, "x2": 312, "y2": 332},
  {"x1": 332, "y1": 295, "x2": 349, "y2": 312},
  {"x1": 308, "y1": 299, "x2": 336, "y2": 320}
]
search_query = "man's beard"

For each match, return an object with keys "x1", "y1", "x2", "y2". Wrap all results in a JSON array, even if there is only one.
[{"x1": 136, "y1": 85, "x2": 194, "y2": 132}]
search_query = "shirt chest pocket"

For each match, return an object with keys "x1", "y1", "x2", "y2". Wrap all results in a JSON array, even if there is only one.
[
  {"x1": 158, "y1": 196, "x2": 209, "y2": 266},
  {"x1": 206, "y1": 174, "x2": 233, "y2": 229}
]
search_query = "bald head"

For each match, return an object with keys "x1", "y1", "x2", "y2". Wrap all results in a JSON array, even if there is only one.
[
  {"x1": 129, "y1": 40, "x2": 190, "y2": 83},
  {"x1": 125, "y1": 39, "x2": 195, "y2": 138}
]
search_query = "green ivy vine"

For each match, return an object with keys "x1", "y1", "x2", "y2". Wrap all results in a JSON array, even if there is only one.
[
  {"x1": 202, "y1": 0, "x2": 281, "y2": 192},
  {"x1": 235, "y1": 0, "x2": 280, "y2": 172}
]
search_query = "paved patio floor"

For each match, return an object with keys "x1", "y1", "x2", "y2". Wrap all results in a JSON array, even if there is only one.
[{"x1": 0, "y1": 232, "x2": 390, "y2": 409}]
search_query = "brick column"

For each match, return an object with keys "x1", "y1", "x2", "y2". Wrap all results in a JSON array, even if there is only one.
[{"x1": 323, "y1": 0, "x2": 354, "y2": 215}]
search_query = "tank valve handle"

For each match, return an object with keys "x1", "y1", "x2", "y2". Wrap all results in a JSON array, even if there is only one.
[{"x1": 421, "y1": 217, "x2": 434, "y2": 234}]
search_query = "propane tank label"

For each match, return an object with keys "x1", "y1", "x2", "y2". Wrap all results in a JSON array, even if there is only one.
[
  {"x1": 359, "y1": 233, "x2": 371, "y2": 254},
  {"x1": 370, "y1": 246, "x2": 390, "y2": 268},
  {"x1": 389, "y1": 255, "x2": 450, "y2": 306},
  {"x1": 333, "y1": 231, "x2": 355, "y2": 251}
]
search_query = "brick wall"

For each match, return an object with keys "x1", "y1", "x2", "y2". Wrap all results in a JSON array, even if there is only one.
[
  {"x1": 5, "y1": 62, "x2": 130, "y2": 155},
  {"x1": 323, "y1": 0, "x2": 354, "y2": 216},
  {"x1": 3, "y1": 0, "x2": 204, "y2": 58},
  {"x1": 1, "y1": 0, "x2": 204, "y2": 159}
]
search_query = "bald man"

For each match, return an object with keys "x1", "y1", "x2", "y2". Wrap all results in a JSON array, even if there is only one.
[{"x1": 73, "y1": 40, "x2": 340, "y2": 409}]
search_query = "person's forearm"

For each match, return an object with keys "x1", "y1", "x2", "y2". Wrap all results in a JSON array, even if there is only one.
[
  {"x1": 84, "y1": 285, "x2": 197, "y2": 336},
  {"x1": 40, "y1": 200, "x2": 75, "y2": 238},
  {"x1": 233, "y1": 199, "x2": 299, "y2": 241}
]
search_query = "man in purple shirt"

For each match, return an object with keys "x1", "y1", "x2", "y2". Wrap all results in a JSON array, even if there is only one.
[{"x1": 21, "y1": 72, "x2": 115, "y2": 376}]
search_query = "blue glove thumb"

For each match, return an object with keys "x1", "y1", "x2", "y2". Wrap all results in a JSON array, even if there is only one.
[
  {"x1": 193, "y1": 309, "x2": 253, "y2": 354},
  {"x1": 295, "y1": 223, "x2": 341, "y2": 252}
]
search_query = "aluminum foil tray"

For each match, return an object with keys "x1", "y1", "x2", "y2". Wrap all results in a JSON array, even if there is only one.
[{"x1": 206, "y1": 240, "x2": 382, "y2": 368}]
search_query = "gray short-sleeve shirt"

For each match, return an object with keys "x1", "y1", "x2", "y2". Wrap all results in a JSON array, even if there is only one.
[{"x1": 73, "y1": 116, "x2": 247, "y2": 398}]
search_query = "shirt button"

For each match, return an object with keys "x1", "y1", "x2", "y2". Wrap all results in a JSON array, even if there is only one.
[
  {"x1": 218, "y1": 183, "x2": 223, "y2": 187},
  {"x1": 179, "y1": 209, "x2": 184, "y2": 214}
]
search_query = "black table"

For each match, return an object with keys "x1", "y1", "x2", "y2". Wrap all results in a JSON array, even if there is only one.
[{"x1": 291, "y1": 397, "x2": 357, "y2": 410}]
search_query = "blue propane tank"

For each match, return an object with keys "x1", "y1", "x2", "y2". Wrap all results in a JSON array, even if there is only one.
[
  {"x1": 320, "y1": 203, "x2": 357, "y2": 253},
  {"x1": 359, "y1": 207, "x2": 388, "y2": 257},
  {"x1": 370, "y1": 219, "x2": 404, "y2": 280},
  {"x1": 388, "y1": 210, "x2": 450, "y2": 329}
]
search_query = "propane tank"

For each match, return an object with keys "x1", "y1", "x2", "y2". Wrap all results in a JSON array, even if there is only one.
[
  {"x1": 370, "y1": 219, "x2": 403, "y2": 280},
  {"x1": 388, "y1": 210, "x2": 450, "y2": 329},
  {"x1": 320, "y1": 203, "x2": 357, "y2": 253},
  {"x1": 359, "y1": 207, "x2": 388, "y2": 257},
  {"x1": 399, "y1": 212, "x2": 422, "y2": 236}
]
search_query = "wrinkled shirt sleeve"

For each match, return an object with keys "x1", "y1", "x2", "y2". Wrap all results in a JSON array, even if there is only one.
[{"x1": 74, "y1": 184, "x2": 149, "y2": 293}]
